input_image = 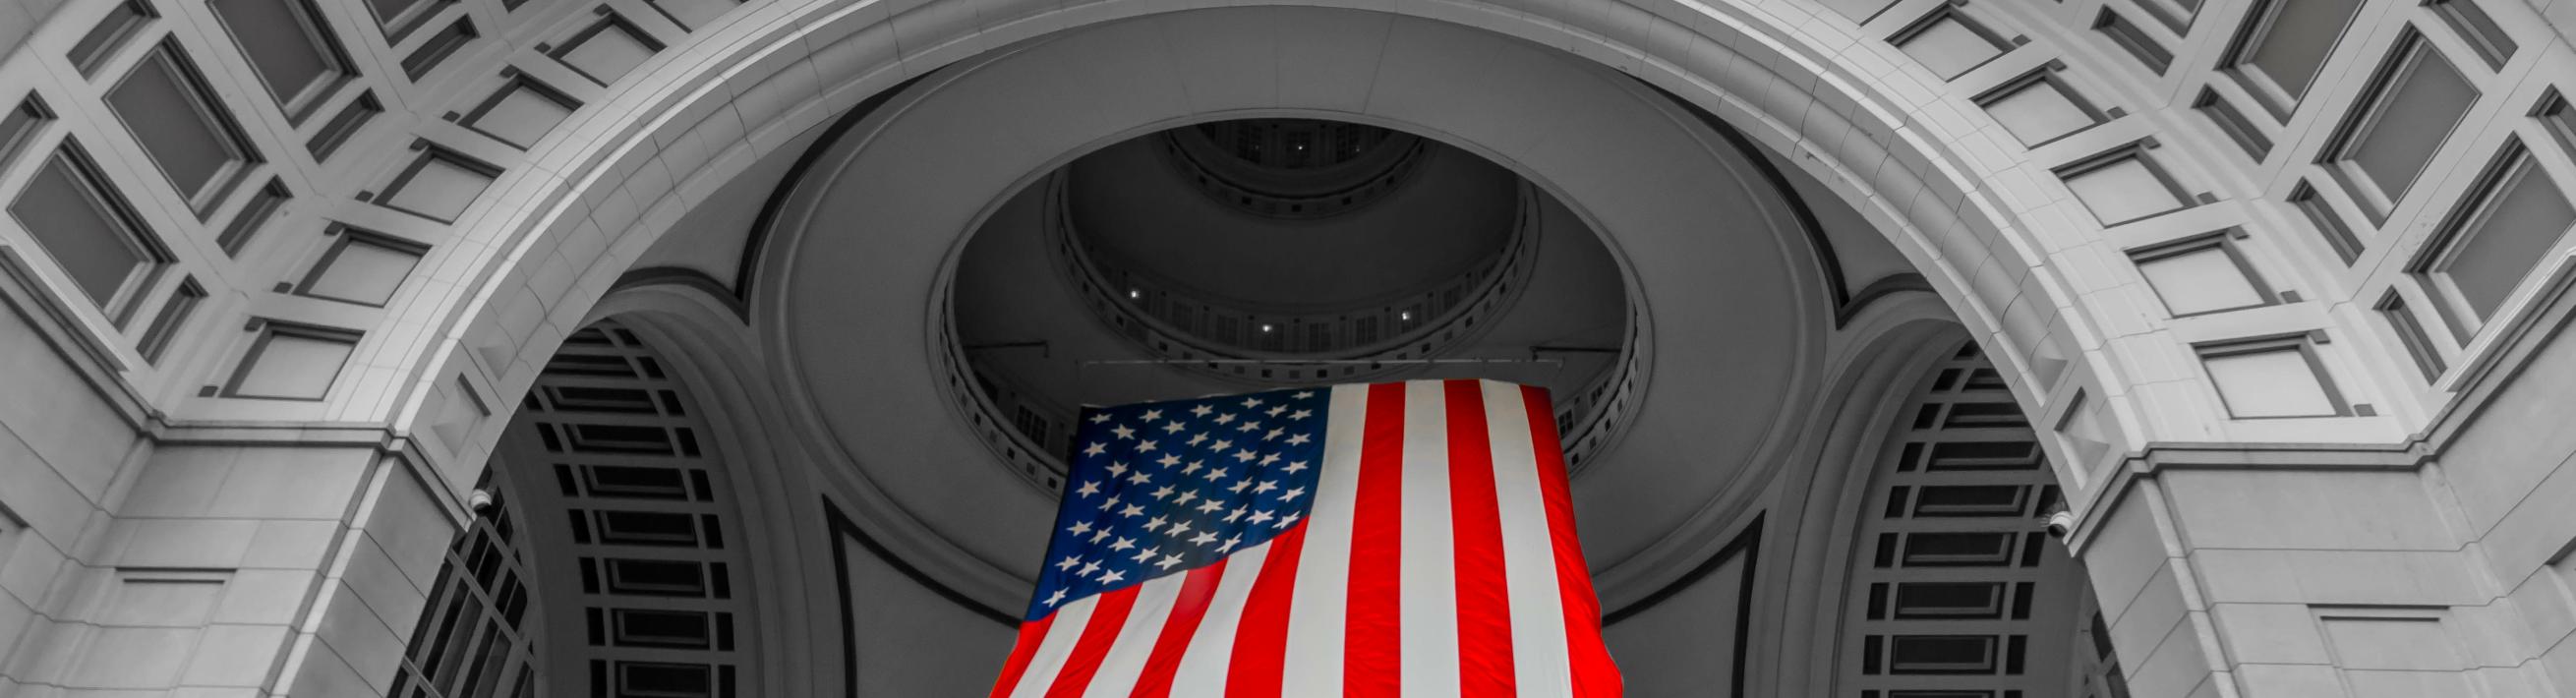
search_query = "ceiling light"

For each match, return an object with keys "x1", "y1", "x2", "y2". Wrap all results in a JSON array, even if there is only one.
[{"x1": 1259, "y1": 323, "x2": 1274, "y2": 332}]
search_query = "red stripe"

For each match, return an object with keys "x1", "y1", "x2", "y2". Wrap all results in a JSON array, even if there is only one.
[
  {"x1": 1043, "y1": 587, "x2": 1142, "y2": 698},
  {"x1": 1225, "y1": 523, "x2": 1310, "y2": 698},
  {"x1": 986, "y1": 614, "x2": 1056, "y2": 698},
  {"x1": 1521, "y1": 385, "x2": 1621, "y2": 697},
  {"x1": 1345, "y1": 382, "x2": 1409, "y2": 698},
  {"x1": 1127, "y1": 560, "x2": 1229, "y2": 698},
  {"x1": 1445, "y1": 380, "x2": 1519, "y2": 696}
]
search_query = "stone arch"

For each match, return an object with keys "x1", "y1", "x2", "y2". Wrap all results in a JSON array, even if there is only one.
[{"x1": 381, "y1": 0, "x2": 2230, "y2": 522}]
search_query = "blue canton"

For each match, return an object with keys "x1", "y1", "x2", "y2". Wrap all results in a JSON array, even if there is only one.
[{"x1": 1025, "y1": 387, "x2": 1332, "y2": 620}]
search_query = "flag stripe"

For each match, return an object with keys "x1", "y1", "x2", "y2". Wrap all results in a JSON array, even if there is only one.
[
  {"x1": 1125, "y1": 560, "x2": 1226, "y2": 698},
  {"x1": 1282, "y1": 384, "x2": 1373, "y2": 696},
  {"x1": 1396, "y1": 380, "x2": 1460, "y2": 697},
  {"x1": 1168, "y1": 542, "x2": 1271, "y2": 691},
  {"x1": 1522, "y1": 384, "x2": 1620, "y2": 698},
  {"x1": 1005, "y1": 596, "x2": 1098, "y2": 698},
  {"x1": 1484, "y1": 383, "x2": 1574, "y2": 697},
  {"x1": 1224, "y1": 522, "x2": 1309, "y2": 698},
  {"x1": 1083, "y1": 573, "x2": 1187, "y2": 698},
  {"x1": 1444, "y1": 379, "x2": 1519, "y2": 697},
  {"x1": 1344, "y1": 382, "x2": 1410, "y2": 698},
  {"x1": 991, "y1": 614, "x2": 1057, "y2": 698},
  {"x1": 1045, "y1": 586, "x2": 1142, "y2": 698}
]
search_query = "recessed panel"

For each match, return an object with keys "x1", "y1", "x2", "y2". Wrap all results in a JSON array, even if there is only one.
[
  {"x1": 382, "y1": 152, "x2": 494, "y2": 222},
  {"x1": 1898, "y1": 15, "x2": 2006, "y2": 80},
  {"x1": 2063, "y1": 154, "x2": 2186, "y2": 225},
  {"x1": 2202, "y1": 345, "x2": 2339, "y2": 418},
  {"x1": 556, "y1": 20, "x2": 658, "y2": 85},
  {"x1": 1981, "y1": 78, "x2": 2094, "y2": 145},
  {"x1": 2136, "y1": 243, "x2": 2267, "y2": 316},
  {"x1": 229, "y1": 328, "x2": 357, "y2": 399}
]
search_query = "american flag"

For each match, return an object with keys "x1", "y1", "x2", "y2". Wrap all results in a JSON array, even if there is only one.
[{"x1": 990, "y1": 379, "x2": 1620, "y2": 697}]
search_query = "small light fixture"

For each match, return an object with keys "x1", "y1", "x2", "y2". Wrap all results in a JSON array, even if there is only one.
[
  {"x1": 1127, "y1": 288, "x2": 1141, "y2": 300},
  {"x1": 1399, "y1": 311, "x2": 1413, "y2": 321},
  {"x1": 1259, "y1": 323, "x2": 1275, "y2": 333}
]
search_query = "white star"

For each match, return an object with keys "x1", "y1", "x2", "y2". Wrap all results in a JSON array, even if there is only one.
[
  {"x1": 1283, "y1": 461, "x2": 1310, "y2": 473},
  {"x1": 1187, "y1": 434, "x2": 1208, "y2": 446},
  {"x1": 1133, "y1": 547, "x2": 1159, "y2": 563},
  {"x1": 1106, "y1": 462, "x2": 1130, "y2": 477},
  {"x1": 1083, "y1": 442, "x2": 1107, "y2": 456},
  {"x1": 1099, "y1": 569, "x2": 1127, "y2": 585},
  {"x1": 1234, "y1": 449, "x2": 1257, "y2": 462},
  {"x1": 1280, "y1": 487, "x2": 1307, "y2": 502},
  {"x1": 1211, "y1": 439, "x2": 1233, "y2": 451},
  {"x1": 1138, "y1": 440, "x2": 1159, "y2": 453},
  {"x1": 1293, "y1": 391, "x2": 1315, "y2": 399},
  {"x1": 1196, "y1": 499, "x2": 1224, "y2": 514},
  {"x1": 1079, "y1": 560, "x2": 1100, "y2": 577},
  {"x1": 1092, "y1": 529, "x2": 1112, "y2": 544},
  {"x1": 1076, "y1": 481, "x2": 1101, "y2": 496},
  {"x1": 1267, "y1": 405, "x2": 1287, "y2": 417},
  {"x1": 1102, "y1": 494, "x2": 1122, "y2": 509},
  {"x1": 1190, "y1": 531, "x2": 1219, "y2": 547},
  {"x1": 1173, "y1": 491, "x2": 1200, "y2": 506},
  {"x1": 1110, "y1": 537, "x2": 1136, "y2": 552},
  {"x1": 1190, "y1": 405, "x2": 1213, "y2": 418},
  {"x1": 1290, "y1": 409, "x2": 1312, "y2": 421},
  {"x1": 1143, "y1": 516, "x2": 1168, "y2": 532},
  {"x1": 1068, "y1": 521, "x2": 1093, "y2": 536},
  {"x1": 1214, "y1": 414, "x2": 1237, "y2": 425},
  {"x1": 1225, "y1": 506, "x2": 1248, "y2": 523},
  {"x1": 1157, "y1": 454, "x2": 1181, "y2": 468},
  {"x1": 1236, "y1": 422, "x2": 1258, "y2": 433},
  {"x1": 1219, "y1": 535, "x2": 1242, "y2": 553},
  {"x1": 1128, "y1": 471, "x2": 1151, "y2": 486},
  {"x1": 1090, "y1": 413, "x2": 1112, "y2": 424},
  {"x1": 1151, "y1": 485, "x2": 1176, "y2": 500},
  {"x1": 1142, "y1": 409, "x2": 1163, "y2": 422},
  {"x1": 1158, "y1": 554, "x2": 1184, "y2": 570},
  {"x1": 1241, "y1": 397, "x2": 1263, "y2": 408},
  {"x1": 1056, "y1": 555, "x2": 1081, "y2": 570},
  {"x1": 1286, "y1": 434, "x2": 1311, "y2": 445},
  {"x1": 1183, "y1": 460, "x2": 1205, "y2": 476},
  {"x1": 1205, "y1": 467, "x2": 1229, "y2": 482},
  {"x1": 1045, "y1": 589, "x2": 1067, "y2": 607},
  {"x1": 1259, "y1": 453, "x2": 1280, "y2": 466},
  {"x1": 1163, "y1": 422, "x2": 1186, "y2": 434},
  {"x1": 1250, "y1": 510, "x2": 1275, "y2": 525},
  {"x1": 1264, "y1": 428, "x2": 1284, "y2": 440},
  {"x1": 1229, "y1": 480, "x2": 1253, "y2": 494},
  {"x1": 1254, "y1": 481, "x2": 1279, "y2": 494},
  {"x1": 1111, "y1": 424, "x2": 1137, "y2": 439},
  {"x1": 1168, "y1": 520, "x2": 1194, "y2": 537},
  {"x1": 1276, "y1": 512, "x2": 1302, "y2": 528},
  {"x1": 1119, "y1": 504, "x2": 1144, "y2": 518}
]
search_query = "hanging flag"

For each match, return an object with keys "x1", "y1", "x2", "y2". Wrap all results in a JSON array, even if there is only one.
[{"x1": 989, "y1": 379, "x2": 1621, "y2": 697}]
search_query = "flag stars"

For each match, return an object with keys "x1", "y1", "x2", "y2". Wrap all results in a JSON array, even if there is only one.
[
  {"x1": 1076, "y1": 481, "x2": 1100, "y2": 496},
  {"x1": 1259, "y1": 453, "x2": 1280, "y2": 466},
  {"x1": 1099, "y1": 569, "x2": 1126, "y2": 585},
  {"x1": 1173, "y1": 491, "x2": 1200, "y2": 506},
  {"x1": 1127, "y1": 471, "x2": 1151, "y2": 486},
  {"x1": 1187, "y1": 434, "x2": 1208, "y2": 447},
  {"x1": 1079, "y1": 560, "x2": 1100, "y2": 577},
  {"x1": 1090, "y1": 414, "x2": 1112, "y2": 424},
  {"x1": 1163, "y1": 422, "x2": 1186, "y2": 435},
  {"x1": 1141, "y1": 409, "x2": 1162, "y2": 422},
  {"x1": 1293, "y1": 391, "x2": 1315, "y2": 399},
  {"x1": 1290, "y1": 409, "x2": 1312, "y2": 421},
  {"x1": 1111, "y1": 424, "x2": 1137, "y2": 439},
  {"x1": 1254, "y1": 481, "x2": 1278, "y2": 494},
  {"x1": 1083, "y1": 442, "x2": 1107, "y2": 456},
  {"x1": 1167, "y1": 521, "x2": 1193, "y2": 538},
  {"x1": 1286, "y1": 434, "x2": 1311, "y2": 445},
  {"x1": 1109, "y1": 537, "x2": 1136, "y2": 552},
  {"x1": 1250, "y1": 510, "x2": 1275, "y2": 525},
  {"x1": 1241, "y1": 397, "x2": 1263, "y2": 409},
  {"x1": 1142, "y1": 516, "x2": 1167, "y2": 533},
  {"x1": 1190, "y1": 531, "x2": 1219, "y2": 547},
  {"x1": 1118, "y1": 504, "x2": 1144, "y2": 518},
  {"x1": 1219, "y1": 535, "x2": 1242, "y2": 553},
  {"x1": 1132, "y1": 547, "x2": 1158, "y2": 563},
  {"x1": 1045, "y1": 589, "x2": 1067, "y2": 607},
  {"x1": 1280, "y1": 487, "x2": 1307, "y2": 502},
  {"x1": 1234, "y1": 449, "x2": 1257, "y2": 462},
  {"x1": 1157, "y1": 454, "x2": 1181, "y2": 468},
  {"x1": 1224, "y1": 507, "x2": 1247, "y2": 523},
  {"x1": 1056, "y1": 555, "x2": 1081, "y2": 571},
  {"x1": 1264, "y1": 428, "x2": 1284, "y2": 440},
  {"x1": 1159, "y1": 554, "x2": 1184, "y2": 570},
  {"x1": 1283, "y1": 461, "x2": 1310, "y2": 473},
  {"x1": 1190, "y1": 404, "x2": 1213, "y2": 418},
  {"x1": 1214, "y1": 414, "x2": 1237, "y2": 425},
  {"x1": 1204, "y1": 467, "x2": 1228, "y2": 482},
  {"x1": 1196, "y1": 499, "x2": 1224, "y2": 515},
  {"x1": 1137, "y1": 440, "x2": 1159, "y2": 453},
  {"x1": 1068, "y1": 521, "x2": 1093, "y2": 536},
  {"x1": 1106, "y1": 462, "x2": 1130, "y2": 477},
  {"x1": 1276, "y1": 512, "x2": 1302, "y2": 529},
  {"x1": 1266, "y1": 405, "x2": 1287, "y2": 418},
  {"x1": 1150, "y1": 486, "x2": 1176, "y2": 500}
]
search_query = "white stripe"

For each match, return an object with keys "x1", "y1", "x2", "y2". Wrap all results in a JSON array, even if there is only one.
[
  {"x1": 1083, "y1": 574, "x2": 1186, "y2": 698},
  {"x1": 1482, "y1": 380, "x2": 1573, "y2": 696},
  {"x1": 1399, "y1": 379, "x2": 1460, "y2": 697},
  {"x1": 1278, "y1": 383, "x2": 1370, "y2": 696},
  {"x1": 1006, "y1": 594, "x2": 1099, "y2": 698},
  {"x1": 1168, "y1": 541, "x2": 1271, "y2": 691}
]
